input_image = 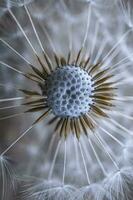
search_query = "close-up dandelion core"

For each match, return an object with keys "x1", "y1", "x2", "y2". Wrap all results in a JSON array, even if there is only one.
[
  {"x1": 0, "y1": 0, "x2": 133, "y2": 200},
  {"x1": 21, "y1": 45, "x2": 115, "y2": 139}
]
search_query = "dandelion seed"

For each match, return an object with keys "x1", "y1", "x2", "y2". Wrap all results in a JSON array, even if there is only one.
[
  {"x1": 102, "y1": 167, "x2": 133, "y2": 200},
  {"x1": 1, "y1": 0, "x2": 133, "y2": 199},
  {"x1": 19, "y1": 179, "x2": 76, "y2": 200},
  {"x1": 0, "y1": 156, "x2": 16, "y2": 200}
]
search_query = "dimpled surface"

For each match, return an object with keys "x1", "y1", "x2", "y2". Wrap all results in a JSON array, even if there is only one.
[{"x1": 45, "y1": 65, "x2": 93, "y2": 117}]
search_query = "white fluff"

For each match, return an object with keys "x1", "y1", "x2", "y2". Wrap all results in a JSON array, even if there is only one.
[
  {"x1": 102, "y1": 167, "x2": 133, "y2": 200},
  {"x1": 19, "y1": 179, "x2": 76, "y2": 200}
]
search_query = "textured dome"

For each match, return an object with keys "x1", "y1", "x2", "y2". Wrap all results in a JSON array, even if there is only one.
[{"x1": 44, "y1": 65, "x2": 93, "y2": 117}]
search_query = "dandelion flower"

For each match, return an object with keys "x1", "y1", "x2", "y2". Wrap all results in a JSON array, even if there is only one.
[{"x1": 0, "y1": 0, "x2": 133, "y2": 200}]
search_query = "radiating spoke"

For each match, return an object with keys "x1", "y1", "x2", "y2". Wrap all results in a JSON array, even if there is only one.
[
  {"x1": 24, "y1": 5, "x2": 53, "y2": 71},
  {"x1": 24, "y1": 5, "x2": 45, "y2": 52},
  {"x1": 0, "y1": 112, "x2": 24, "y2": 121},
  {"x1": 94, "y1": 132, "x2": 120, "y2": 171},
  {"x1": 115, "y1": 78, "x2": 133, "y2": 86},
  {"x1": 81, "y1": 137, "x2": 93, "y2": 162},
  {"x1": 82, "y1": 2, "x2": 92, "y2": 48},
  {"x1": 48, "y1": 140, "x2": 61, "y2": 180},
  {"x1": 0, "y1": 97, "x2": 24, "y2": 103},
  {"x1": 44, "y1": 133, "x2": 57, "y2": 162},
  {"x1": 120, "y1": 0, "x2": 133, "y2": 27},
  {"x1": 78, "y1": 141, "x2": 91, "y2": 185},
  {"x1": 1, "y1": 125, "x2": 34, "y2": 156},
  {"x1": 38, "y1": 22, "x2": 56, "y2": 54},
  {"x1": 94, "y1": 38, "x2": 107, "y2": 64},
  {"x1": 0, "y1": 38, "x2": 34, "y2": 66},
  {"x1": 88, "y1": 138, "x2": 107, "y2": 176},
  {"x1": 108, "y1": 118, "x2": 133, "y2": 136},
  {"x1": 62, "y1": 140, "x2": 67, "y2": 185},
  {"x1": 8, "y1": 9, "x2": 38, "y2": 55},
  {"x1": 115, "y1": 96, "x2": 133, "y2": 101},
  {"x1": 110, "y1": 52, "x2": 133, "y2": 71},
  {"x1": 0, "y1": 104, "x2": 22, "y2": 110},
  {"x1": 0, "y1": 61, "x2": 24, "y2": 74},
  {"x1": 102, "y1": 28, "x2": 133, "y2": 64},
  {"x1": 74, "y1": 136, "x2": 81, "y2": 171},
  {"x1": 110, "y1": 110, "x2": 133, "y2": 121},
  {"x1": 90, "y1": 21, "x2": 99, "y2": 61},
  {"x1": 91, "y1": 117, "x2": 124, "y2": 147}
]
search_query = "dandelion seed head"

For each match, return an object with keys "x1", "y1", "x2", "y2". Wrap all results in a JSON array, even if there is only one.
[
  {"x1": 1, "y1": 0, "x2": 133, "y2": 198},
  {"x1": 44, "y1": 65, "x2": 93, "y2": 118}
]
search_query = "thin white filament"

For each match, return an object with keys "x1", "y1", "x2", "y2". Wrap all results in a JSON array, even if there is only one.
[
  {"x1": 110, "y1": 52, "x2": 133, "y2": 70},
  {"x1": 0, "y1": 61, "x2": 24, "y2": 74},
  {"x1": 74, "y1": 136, "x2": 81, "y2": 171},
  {"x1": 68, "y1": 23, "x2": 73, "y2": 53},
  {"x1": 92, "y1": 117, "x2": 124, "y2": 147},
  {"x1": 110, "y1": 110, "x2": 133, "y2": 121},
  {"x1": 88, "y1": 138, "x2": 107, "y2": 176},
  {"x1": 43, "y1": 133, "x2": 57, "y2": 166},
  {"x1": 24, "y1": 5, "x2": 53, "y2": 67},
  {"x1": 1, "y1": 161, "x2": 5, "y2": 200},
  {"x1": 0, "y1": 112, "x2": 24, "y2": 121},
  {"x1": 59, "y1": 0, "x2": 72, "y2": 53},
  {"x1": 115, "y1": 78, "x2": 133, "y2": 86},
  {"x1": 24, "y1": 5, "x2": 45, "y2": 52},
  {"x1": 1, "y1": 125, "x2": 34, "y2": 156},
  {"x1": 62, "y1": 140, "x2": 67, "y2": 185},
  {"x1": 0, "y1": 97, "x2": 24, "y2": 103},
  {"x1": 99, "y1": 124, "x2": 124, "y2": 147},
  {"x1": 115, "y1": 96, "x2": 133, "y2": 101},
  {"x1": 8, "y1": 9, "x2": 38, "y2": 55},
  {"x1": 0, "y1": 96, "x2": 46, "y2": 103},
  {"x1": 94, "y1": 132, "x2": 120, "y2": 171},
  {"x1": 39, "y1": 23, "x2": 56, "y2": 54},
  {"x1": 90, "y1": 21, "x2": 100, "y2": 61},
  {"x1": 101, "y1": 120, "x2": 127, "y2": 139},
  {"x1": 31, "y1": 186, "x2": 63, "y2": 198},
  {"x1": 108, "y1": 118, "x2": 133, "y2": 136},
  {"x1": 102, "y1": 28, "x2": 133, "y2": 64},
  {"x1": 0, "y1": 104, "x2": 22, "y2": 110},
  {"x1": 109, "y1": 61, "x2": 131, "y2": 76},
  {"x1": 78, "y1": 141, "x2": 91, "y2": 185},
  {"x1": 94, "y1": 38, "x2": 107, "y2": 64},
  {"x1": 102, "y1": 46, "x2": 121, "y2": 68},
  {"x1": 48, "y1": 140, "x2": 61, "y2": 180},
  {"x1": 80, "y1": 137, "x2": 93, "y2": 165},
  {"x1": 120, "y1": 0, "x2": 133, "y2": 27},
  {"x1": 0, "y1": 38, "x2": 34, "y2": 66},
  {"x1": 82, "y1": 3, "x2": 92, "y2": 48},
  {"x1": 3, "y1": 160, "x2": 16, "y2": 193},
  {"x1": 88, "y1": 115, "x2": 121, "y2": 170},
  {"x1": 0, "y1": 125, "x2": 34, "y2": 156}
]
